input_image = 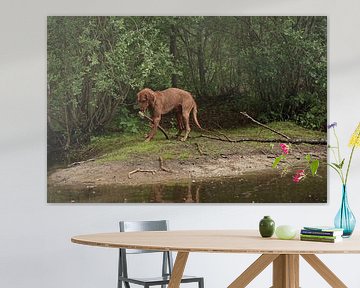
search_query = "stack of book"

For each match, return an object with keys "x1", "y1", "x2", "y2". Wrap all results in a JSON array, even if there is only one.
[{"x1": 300, "y1": 226, "x2": 344, "y2": 243}]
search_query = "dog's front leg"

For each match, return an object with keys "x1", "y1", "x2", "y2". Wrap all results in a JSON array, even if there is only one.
[{"x1": 145, "y1": 115, "x2": 161, "y2": 142}]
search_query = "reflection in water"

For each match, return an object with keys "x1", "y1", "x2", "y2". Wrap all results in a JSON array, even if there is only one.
[{"x1": 48, "y1": 166, "x2": 327, "y2": 203}]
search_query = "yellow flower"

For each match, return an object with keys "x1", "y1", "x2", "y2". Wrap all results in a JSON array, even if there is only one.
[{"x1": 349, "y1": 122, "x2": 360, "y2": 147}]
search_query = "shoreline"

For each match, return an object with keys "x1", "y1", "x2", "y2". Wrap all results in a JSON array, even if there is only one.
[{"x1": 48, "y1": 151, "x2": 326, "y2": 188}]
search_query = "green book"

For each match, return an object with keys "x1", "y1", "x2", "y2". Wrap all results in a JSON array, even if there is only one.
[
  {"x1": 300, "y1": 235, "x2": 342, "y2": 243},
  {"x1": 300, "y1": 234, "x2": 340, "y2": 240}
]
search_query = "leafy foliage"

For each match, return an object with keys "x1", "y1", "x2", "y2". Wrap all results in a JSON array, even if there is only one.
[
  {"x1": 48, "y1": 16, "x2": 327, "y2": 152},
  {"x1": 114, "y1": 107, "x2": 142, "y2": 134},
  {"x1": 48, "y1": 16, "x2": 174, "y2": 148}
]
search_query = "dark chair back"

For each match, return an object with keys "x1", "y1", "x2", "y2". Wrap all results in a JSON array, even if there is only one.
[{"x1": 118, "y1": 220, "x2": 173, "y2": 288}]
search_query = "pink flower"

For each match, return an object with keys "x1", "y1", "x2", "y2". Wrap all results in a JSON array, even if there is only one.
[
  {"x1": 280, "y1": 143, "x2": 289, "y2": 155},
  {"x1": 293, "y1": 169, "x2": 306, "y2": 183}
]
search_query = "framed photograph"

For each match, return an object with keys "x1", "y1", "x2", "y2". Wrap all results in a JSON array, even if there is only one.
[{"x1": 47, "y1": 16, "x2": 327, "y2": 203}]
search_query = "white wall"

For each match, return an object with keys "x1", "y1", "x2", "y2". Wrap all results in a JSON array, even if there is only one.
[{"x1": 1, "y1": 0, "x2": 360, "y2": 287}]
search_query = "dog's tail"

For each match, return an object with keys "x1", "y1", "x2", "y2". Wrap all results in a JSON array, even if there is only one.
[{"x1": 192, "y1": 102, "x2": 202, "y2": 129}]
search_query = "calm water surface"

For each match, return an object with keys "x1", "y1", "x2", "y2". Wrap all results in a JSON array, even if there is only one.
[{"x1": 48, "y1": 166, "x2": 326, "y2": 203}]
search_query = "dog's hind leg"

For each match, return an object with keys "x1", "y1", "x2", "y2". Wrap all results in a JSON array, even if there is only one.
[
  {"x1": 175, "y1": 107, "x2": 184, "y2": 137},
  {"x1": 180, "y1": 109, "x2": 191, "y2": 142}
]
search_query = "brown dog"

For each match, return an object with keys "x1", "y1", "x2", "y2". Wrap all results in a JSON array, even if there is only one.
[{"x1": 137, "y1": 88, "x2": 201, "y2": 141}]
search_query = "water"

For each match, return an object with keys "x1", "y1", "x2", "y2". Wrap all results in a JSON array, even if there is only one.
[{"x1": 48, "y1": 166, "x2": 327, "y2": 203}]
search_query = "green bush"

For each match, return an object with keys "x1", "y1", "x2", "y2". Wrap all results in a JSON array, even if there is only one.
[{"x1": 114, "y1": 106, "x2": 142, "y2": 134}]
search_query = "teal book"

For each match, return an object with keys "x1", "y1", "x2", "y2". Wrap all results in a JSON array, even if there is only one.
[{"x1": 302, "y1": 226, "x2": 343, "y2": 235}]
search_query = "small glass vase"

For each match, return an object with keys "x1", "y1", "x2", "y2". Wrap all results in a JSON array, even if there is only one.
[
  {"x1": 259, "y1": 216, "x2": 275, "y2": 238},
  {"x1": 334, "y1": 185, "x2": 356, "y2": 237}
]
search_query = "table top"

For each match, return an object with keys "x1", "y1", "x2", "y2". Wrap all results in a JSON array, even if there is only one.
[{"x1": 71, "y1": 230, "x2": 360, "y2": 254}]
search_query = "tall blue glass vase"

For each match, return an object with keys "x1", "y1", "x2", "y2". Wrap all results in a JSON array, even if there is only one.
[{"x1": 334, "y1": 185, "x2": 356, "y2": 237}]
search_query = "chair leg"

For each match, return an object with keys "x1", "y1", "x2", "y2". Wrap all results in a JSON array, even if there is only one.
[
  {"x1": 199, "y1": 278, "x2": 204, "y2": 288},
  {"x1": 120, "y1": 280, "x2": 131, "y2": 288}
]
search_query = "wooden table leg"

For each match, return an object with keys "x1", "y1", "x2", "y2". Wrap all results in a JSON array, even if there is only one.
[
  {"x1": 301, "y1": 254, "x2": 347, "y2": 288},
  {"x1": 288, "y1": 255, "x2": 299, "y2": 288},
  {"x1": 168, "y1": 252, "x2": 189, "y2": 288},
  {"x1": 228, "y1": 254, "x2": 279, "y2": 288},
  {"x1": 272, "y1": 254, "x2": 299, "y2": 288}
]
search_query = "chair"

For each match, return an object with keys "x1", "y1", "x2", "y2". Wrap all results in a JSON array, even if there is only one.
[{"x1": 118, "y1": 220, "x2": 204, "y2": 288}]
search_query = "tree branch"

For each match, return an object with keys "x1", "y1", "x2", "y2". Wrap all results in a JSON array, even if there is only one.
[
  {"x1": 240, "y1": 112, "x2": 291, "y2": 140},
  {"x1": 158, "y1": 156, "x2": 173, "y2": 173},
  {"x1": 138, "y1": 112, "x2": 170, "y2": 140},
  {"x1": 195, "y1": 142, "x2": 208, "y2": 155},
  {"x1": 128, "y1": 168, "x2": 156, "y2": 179},
  {"x1": 200, "y1": 134, "x2": 326, "y2": 145}
]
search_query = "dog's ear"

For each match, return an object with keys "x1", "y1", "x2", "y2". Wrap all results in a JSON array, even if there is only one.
[
  {"x1": 145, "y1": 89, "x2": 156, "y2": 106},
  {"x1": 136, "y1": 91, "x2": 141, "y2": 102}
]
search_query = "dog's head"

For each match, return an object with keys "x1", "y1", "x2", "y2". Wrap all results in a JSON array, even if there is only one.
[{"x1": 137, "y1": 88, "x2": 156, "y2": 112}]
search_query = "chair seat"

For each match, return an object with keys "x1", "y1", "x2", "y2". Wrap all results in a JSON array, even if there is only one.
[{"x1": 119, "y1": 274, "x2": 203, "y2": 286}]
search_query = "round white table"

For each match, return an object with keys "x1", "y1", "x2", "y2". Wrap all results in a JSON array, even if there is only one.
[{"x1": 72, "y1": 230, "x2": 360, "y2": 287}]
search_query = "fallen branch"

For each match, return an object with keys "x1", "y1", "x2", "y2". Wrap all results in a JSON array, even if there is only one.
[
  {"x1": 128, "y1": 156, "x2": 174, "y2": 179},
  {"x1": 158, "y1": 156, "x2": 173, "y2": 173},
  {"x1": 138, "y1": 111, "x2": 169, "y2": 140},
  {"x1": 240, "y1": 112, "x2": 291, "y2": 140},
  {"x1": 68, "y1": 158, "x2": 96, "y2": 168},
  {"x1": 200, "y1": 134, "x2": 326, "y2": 145},
  {"x1": 212, "y1": 131, "x2": 234, "y2": 142},
  {"x1": 128, "y1": 168, "x2": 156, "y2": 179},
  {"x1": 195, "y1": 142, "x2": 208, "y2": 155}
]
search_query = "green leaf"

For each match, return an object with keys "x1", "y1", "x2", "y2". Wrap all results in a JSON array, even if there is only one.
[
  {"x1": 332, "y1": 161, "x2": 345, "y2": 169},
  {"x1": 327, "y1": 163, "x2": 345, "y2": 182},
  {"x1": 328, "y1": 163, "x2": 340, "y2": 173},
  {"x1": 305, "y1": 154, "x2": 311, "y2": 162},
  {"x1": 272, "y1": 155, "x2": 284, "y2": 168},
  {"x1": 310, "y1": 160, "x2": 319, "y2": 176},
  {"x1": 339, "y1": 159, "x2": 345, "y2": 169}
]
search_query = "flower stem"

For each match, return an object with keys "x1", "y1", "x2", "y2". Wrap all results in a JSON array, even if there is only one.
[
  {"x1": 345, "y1": 129, "x2": 360, "y2": 185},
  {"x1": 333, "y1": 128, "x2": 342, "y2": 163},
  {"x1": 333, "y1": 128, "x2": 345, "y2": 184},
  {"x1": 345, "y1": 145, "x2": 356, "y2": 185}
]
